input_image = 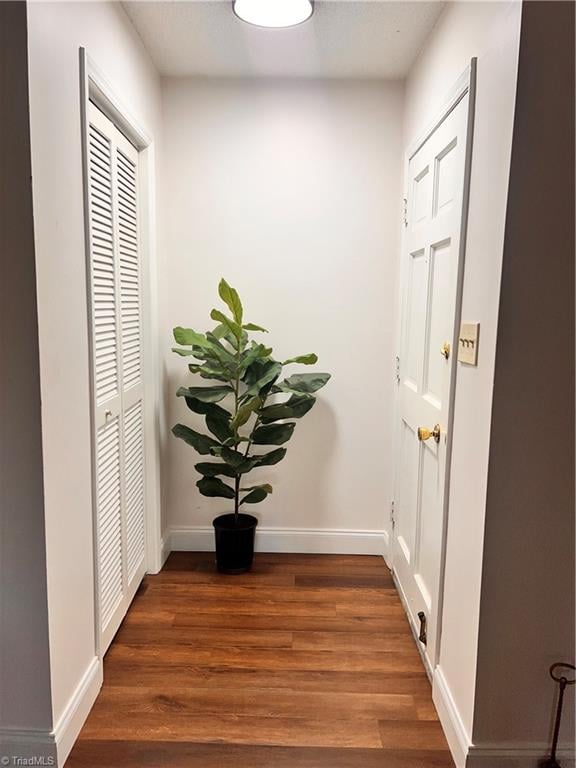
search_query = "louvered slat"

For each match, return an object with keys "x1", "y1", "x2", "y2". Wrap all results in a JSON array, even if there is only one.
[
  {"x1": 117, "y1": 148, "x2": 142, "y2": 392},
  {"x1": 96, "y1": 417, "x2": 123, "y2": 629},
  {"x1": 89, "y1": 123, "x2": 119, "y2": 405},
  {"x1": 123, "y1": 400, "x2": 145, "y2": 581}
]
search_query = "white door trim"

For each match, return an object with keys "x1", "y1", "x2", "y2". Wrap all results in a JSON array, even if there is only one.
[
  {"x1": 392, "y1": 59, "x2": 477, "y2": 668},
  {"x1": 79, "y1": 47, "x2": 162, "y2": 659}
]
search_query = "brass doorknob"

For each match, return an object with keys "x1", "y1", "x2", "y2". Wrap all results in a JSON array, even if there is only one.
[
  {"x1": 417, "y1": 424, "x2": 441, "y2": 443},
  {"x1": 441, "y1": 342, "x2": 451, "y2": 359}
]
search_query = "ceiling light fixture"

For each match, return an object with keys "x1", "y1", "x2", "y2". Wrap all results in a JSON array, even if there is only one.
[{"x1": 233, "y1": 0, "x2": 314, "y2": 29}]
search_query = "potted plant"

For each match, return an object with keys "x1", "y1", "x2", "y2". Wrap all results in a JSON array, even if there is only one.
[{"x1": 172, "y1": 278, "x2": 330, "y2": 574}]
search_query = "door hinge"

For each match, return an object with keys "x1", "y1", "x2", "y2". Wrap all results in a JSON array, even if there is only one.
[
  {"x1": 402, "y1": 197, "x2": 408, "y2": 227},
  {"x1": 395, "y1": 355, "x2": 400, "y2": 385},
  {"x1": 390, "y1": 500, "x2": 396, "y2": 531}
]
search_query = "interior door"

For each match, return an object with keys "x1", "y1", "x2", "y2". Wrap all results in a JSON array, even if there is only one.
[
  {"x1": 87, "y1": 102, "x2": 146, "y2": 653},
  {"x1": 392, "y1": 88, "x2": 472, "y2": 668}
]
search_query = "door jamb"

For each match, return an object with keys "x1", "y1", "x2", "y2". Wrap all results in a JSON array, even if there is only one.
[
  {"x1": 79, "y1": 47, "x2": 163, "y2": 659},
  {"x1": 391, "y1": 59, "x2": 477, "y2": 669}
]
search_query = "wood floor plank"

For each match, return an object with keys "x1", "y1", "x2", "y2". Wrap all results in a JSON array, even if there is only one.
[
  {"x1": 378, "y1": 720, "x2": 450, "y2": 751},
  {"x1": 245, "y1": 553, "x2": 387, "y2": 567},
  {"x1": 295, "y1": 574, "x2": 394, "y2": 588},
  {"x1": 67, "y1": 553, "x2": 453, "y2": 767},
  {"x1": 129, "y1": 597, "x2": 340, "y2": 618},
  {"x1": 67, "y1": 742, "x2": 455, "y2": 768},
  {"x1": 161, "y1": 551, "x2": 215, "y2": 569},
  {"x1": 149, "y1": 570, "x2": 297, "y2": 586},
  {"x1": 120, "y1": 609, "x2": 175, "y2": 626},
  {"x1": 90, "y1": 686, "x2": 418, "y2": 721},
  {"x1": 143, "y1": 582, "x2": 400, "y2": 604},
  {"x1": 172, "y1": 611, "x2": 410, "y2": 633},
  {"x1": 108, "y1": 644, "x2": 424, "y2": 673},
  {"x1": 103, "y1": 663, "x2": 432, "y2": 696},
  {"x1": 336, "y1": 601, "x2": 406, "y2": 618},
  {"x1": 292, "y1": 630, "x2": 415, "y2": 653},
  {"x1": 115, "y1": 625, "x2": 294, "y2": 649},
  {"x1": 80, "y1": 712, "x2": 384, "y2": 749}
]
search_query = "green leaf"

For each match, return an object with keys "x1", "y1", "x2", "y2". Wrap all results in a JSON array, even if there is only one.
[
  {"x1": 231, "y1": 396, "x2": 261, "y2": 430},
  {"x1": 195, "y1": 462, "x2": 236, "y2": 478},
  {"x1": 251, "y1": 422, "x2": 296, "y2": 446},
  {"x1": 177, "y1": 385, "x2": 232, "y2": 403},
  {"x1": 274, "y1": 373, "x2": 331, "y2": 394},
  {"x1": 210, "y1": 445, "x2": 248, "y2": 468},
  {"x1": 224, "y1": 436, "x2": 249, "y2": 447},
  {"x1": 259, "y1": 395, "x2": 316, "y2": 423},
  {"x1": 211, "y1": 323, "x2": 228, "y2": 340},
  {"x1": 251, "y1": 447, "x2": 287, "y2": 467},
  {"x1": 220, "y1": 328, "x2": 248, "y2": 352},
  {"x1": 173, "y1": 327, "x2": 211, "y2": 349},
  {"x1": 243, "y1": 322, "x2": 268, "y2": 333},
  {"x1": 239, "y1": 343, "x2": 273, "y2": 375},
  {"x1": 172, "y1": 424, "x2": 221, "y2": 455},
  {"x1": 172, "y1": 347, "x2": 195, "y2": 357},
  {"x1": 178, "y1": 392, "x2": 231, "y2": 417},
  {"x1": 243, "y1": 360, "x2": 282, "y2": 398},
  {"x1": 180, "y1": 396, "x2": 233, "y2": 442},
  {"x1": 206, "y1": 413, "x2": 234, "y2": 443},
  {"x1": 210, "y1": 309, "x2": 242, "y2": 339},
  {"x1": 241, "y1": 483, "x2": 273, "y2": 494},
  {"x1": 218, "y1": 278, "x2": 243, "y2": 325},
  {"x1": 282, "y1": 353, "x2": 318, "y2": 366},
  {"x1": 240, "y1": 486, "x2": 271, "y2": 505},
  {"x1": 205, "y1": 333, "x2": 238, "y2": 365},
  {"x1": 187, "y1": 363, "x2": 230, "y2": 383},
  {"x1": 196, "y1": 476, "x2": 235, "y2": 499}
]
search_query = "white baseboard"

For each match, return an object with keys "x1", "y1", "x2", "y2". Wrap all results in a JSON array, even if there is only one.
[
  {"x1": 432, "y1": 664, "x2": 471, "y2": 768},
  {"x1": 54, "y1": 656, "x2": 102, "y2": 766},
  {"x1": 160, "y1": 534, "x2": 171, "y2": 568},
  {"x1": 169, "y1": 525, "x2": 389, "y2": 557}
]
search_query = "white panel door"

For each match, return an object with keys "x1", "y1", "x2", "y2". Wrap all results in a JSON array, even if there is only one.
[
  {"x1": 393, "y1": 92, "x2": 471, "y2": 669},
  {"x1": 87, "y1": 102, "x2": 146, "y2": 653}
]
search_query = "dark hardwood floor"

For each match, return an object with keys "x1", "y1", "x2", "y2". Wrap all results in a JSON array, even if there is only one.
[{"x1": 66, "y1": 552, "x2": 454, "y2": 767}]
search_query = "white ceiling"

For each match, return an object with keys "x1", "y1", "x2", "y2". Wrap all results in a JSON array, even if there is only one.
[{"x1": 122, "y1": 1, "x2": 445, "y2": 79}]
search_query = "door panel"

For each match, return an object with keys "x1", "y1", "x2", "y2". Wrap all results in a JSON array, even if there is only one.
[
  {"x1": 393, "y1": 91, "x2": 472, "y2": 668},
  {"x1": 87, "y1": 102, "x2": 146, "y2": 654},
  {"x1": 95, "y1": 414, "x2": 123, "y2": 651},
  {"x1": 124, "y1": 398, "x2": 145, "y2": 584}
]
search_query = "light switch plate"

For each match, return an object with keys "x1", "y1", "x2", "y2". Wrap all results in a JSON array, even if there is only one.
[{"x1": 458, "y1": 322, "x2": 479, "y2": 365}]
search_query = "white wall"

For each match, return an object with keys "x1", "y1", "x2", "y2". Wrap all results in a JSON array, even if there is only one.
[
  {"x1": 160, "y1": 78, "x2": 404, "y2": 546},
  {"x1": 26, "y1": 0, "x2": 162, "y2": 754},
  {"x1": 402, "y1": 0, "x2": 522, "y2": 761}
]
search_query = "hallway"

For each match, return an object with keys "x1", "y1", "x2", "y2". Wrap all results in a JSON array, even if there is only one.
[{"x1": 67, "y1": 553, "x2": 453, "y2": 767}]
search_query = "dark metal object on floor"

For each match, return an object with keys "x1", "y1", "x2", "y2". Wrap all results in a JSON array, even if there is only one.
[{"x1": 539, "y1": 662, "x2": 575, "y2": 768}]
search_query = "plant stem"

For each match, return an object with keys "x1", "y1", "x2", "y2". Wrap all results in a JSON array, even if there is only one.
[
  {"x1": 233, "y1": 336, "x2": 241, "y2": 521},
  {"x1": 234, "y1": 474, "x2": 240, "y2": 524}
]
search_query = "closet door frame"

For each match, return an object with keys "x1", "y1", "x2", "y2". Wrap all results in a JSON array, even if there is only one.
[{"x1": 79, "y1": 48, "x2": 162, "y2": 659}]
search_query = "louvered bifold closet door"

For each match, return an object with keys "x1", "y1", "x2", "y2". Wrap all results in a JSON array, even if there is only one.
[
  {"x1": 87, "y1": 103, "x2": 146, "y2": 654},
  {"x1": 115, "y1": 131, "x2": 146, "y2": 599}
]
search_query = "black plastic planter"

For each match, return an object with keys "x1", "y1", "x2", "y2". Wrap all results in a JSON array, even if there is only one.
[{"x1": 213, "y1": 513, "x2": 258, "y2": 574}]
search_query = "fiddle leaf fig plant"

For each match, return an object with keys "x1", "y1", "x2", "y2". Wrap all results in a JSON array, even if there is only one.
[{"x1": 172, "y1": 278, "x2": 331, "y2": 523}]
